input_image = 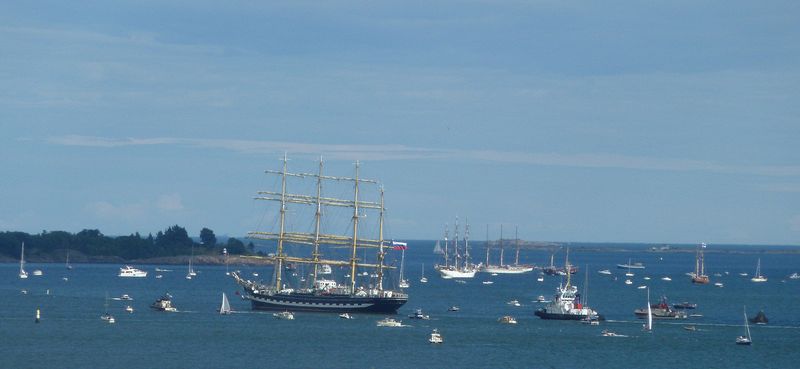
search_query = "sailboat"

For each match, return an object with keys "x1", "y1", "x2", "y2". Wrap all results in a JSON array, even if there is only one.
[
  {"x1": 65, "y1": 249, "x2": 73, "y2": 270},
  {"x1": 750, "y1": 258, "x2": 767, "y2": 282},
  {"x1": 420, "y1": 263, "x2": 428, "y2": 283},
  {"x1": 482, "y1": 225, "x2": 533, "y2": 274},
  {"x1": 433, "y1": 240, "x2": 444, "y2": 255},
  {"x1": 219, "y1": 292, "x2": 231, "y2": 314},
  {"x1": 736, "y1": 306, "x2": 752, "y2": 345},
  {"x1": 396, "y1": 242, "x2": 409, "y2": 288},
  {"x1": 229, "y1": 156, "x2": 407, "y2": 313},
  {"x1": 435, "y1": 218, "x2": 478, "y2": 279},
  {"x1": 691, "y1": 242, "x2": 710, "y2": 284},
  {"x1": 186, "y1": 246, "x2": 197, "y2": 280},
  {"x1": 643, "y1": 287, "x2": 653, "y2": 331},
  {"x1": 19, "y1": 243, "x2": 28, "y2": 279},
  {"x1": 101, "y1": 292, "x2": 116, "y2": 323}
]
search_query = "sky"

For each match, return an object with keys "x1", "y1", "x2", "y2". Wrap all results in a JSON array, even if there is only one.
[{"x1": 1, "y1": 1, "x2": 799, "y2": 245}]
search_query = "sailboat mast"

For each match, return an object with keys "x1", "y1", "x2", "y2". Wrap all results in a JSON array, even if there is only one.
[
  {"x1": 311, "y1": 158, "x2": 324, "y2": 285},
  {"x1": 464, "y1": 221, "x2": 470, "y2": 269},
  {"x1": 499, "y1": 225, "x2": 504, "y2": 267},
  {"x1": 349, "y1": 161, "x2": 361, "y2": 293},
  {"x1": 377, "y1": 186, "x2": 385, "y2": 291},
  {"x1": 485, "y1": 224, "x2": 490, "y2": 267},
  {"x1": 515, "y1": 226, "x2": 520, "y2": 266},
  {"x1": 274, "y1": 153, "x2": 289, "y2": 290},
  {"x1": 443, "y1": 225, "x2": 449, "y2": 268},
  {"x1": 565, "y1": 248, "x2": 571, "y2": 288},
  {"x1": 453, "y1": 218, "x2": 460, "y2": 269}
]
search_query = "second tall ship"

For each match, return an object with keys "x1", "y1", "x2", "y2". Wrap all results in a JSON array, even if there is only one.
[{"x1": 230, "y1": 156, "x2": 408, "y2": 314}]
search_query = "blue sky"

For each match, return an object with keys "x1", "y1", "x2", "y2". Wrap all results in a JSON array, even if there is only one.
[{"x1": 1, "y1": 1, "x2": 799, "y2": 245}]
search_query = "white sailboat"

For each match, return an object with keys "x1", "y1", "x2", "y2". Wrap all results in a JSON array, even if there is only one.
[
  {"x1": 420, "y1": 263, "x2": 428, "y2": 283},
  {"x1": 396, "y1": 242, "x2": 409, "y2": 288},
  {"x1": 101, "y1": 292, "x2": 116, "y2": 323},
  {"x1": 19, "y1": 243, "x2": 28, "y2": 279},
  {"x1": 736, "y1": 306, "x2": 752, "y2": 345},
  {"x1": 482, "y1": 225, "x2": 533, "y2": 274},
  {"x1": 643, "y1": 287, "x2": 653, "y2": 332},
  {"x1": 186, "y1": 246, "x2": 197, "y2": 280},
  {"x1": 750, "y1": 258, "x2": 767, "y2": 282},
  {"x1": 219, "y1": 292, "x2": 231, "y2": 315},
  {"x1": 66, "y1": 249, "x2": 73, "y2": 270},
  {"x1": 436, "y1": 219, "x2": 478, "y2": 279}
]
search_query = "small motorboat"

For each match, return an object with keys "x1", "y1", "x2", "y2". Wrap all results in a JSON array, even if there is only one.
[
  {"x1": 673, "y1": 302, "x2": 697, "y2": 310},
  {"x1": 408, "y1": 308, "x2": 430, "y2": 320},
  {"x1": 714, "y1": 282, "x2": 724, "y2": 287},
  {"x1": 151, "y1": 293, "x2": 177, "y2": 312},
  {"x1": 448, "y1": 306, "x2": 460, "y2": 312},
  {"x1": 339, "y1": 313, "x2": 354, "y2": 319},
  {"x1": 100, "y1": 313, "x2": 115, "y2": 324},
  {"x1": 624, "y1": 279, "x2": 633, "y2": 285},
  {"x1": 598, "y1": 269, "x2": 612, "y2": 275},
  {"x1": 482, "y1": 281, "x2": 494, "y2": 285},
  {"x1": 643, "y1": 276, "x2": 651, "y2": 280},
  {"x1": 683, "y1": 325, "x2": 697, "y2": 331},
  {"x1": 601, "y1": 330, "x2": 627, "y2": 337},
  {"x1": 661, "y1": 276, "x2": 672, "y2": 281},
  {"x1": 273, "y1": 311, "x2": 294, "y2": 320},
  {"x1": 429, "y1": 328, "x2": 443, "y2": 344},
  {"x1": 536, "y1": 295, "x2": 546, "y2": 302},
  {"x1": 32, "y1": 270, "x2": 43, "y2": 276},
  {"x1": 507, "y1": 300, "x2": 521, "y2": 307},
  {"x1": 376, "y1": 317, "x2": 402, "y2": 327},
  {"x1": 498, "y1": 315, "x2": 517, "y2": 324},
  {"x1": 125, "y1": 305, "x2": 134, "y2": 313},
  {"x1": 119, "y1": 294, "x2": 133, "y2": 301},
  {"x1": 637, "y1": 285, "x2": 647, "y2": 289}
]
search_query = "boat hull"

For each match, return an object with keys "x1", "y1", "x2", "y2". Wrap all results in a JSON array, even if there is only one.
[
  {"x1": 481, "y1": 265, "x2": 534, "y2": 274},
  {"x1": 534, "y1": 309, "x2": 605, "y2": 321},
  {"x1": 247, "y1": 292, "x2": 407, "y2": 314}
]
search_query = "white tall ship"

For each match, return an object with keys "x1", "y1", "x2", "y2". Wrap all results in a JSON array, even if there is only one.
[
  {"x1": 435, "y1": 218, "x2": 478, "y2": 279},
  {"x1": 481, "y1": 225, "x2": 533, "y2": 274}
]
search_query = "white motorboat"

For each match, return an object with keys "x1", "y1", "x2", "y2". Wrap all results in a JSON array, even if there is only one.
[
  {"x1": 429, "y1": 329, "x2": 443, "y2": 344},
  {"x1": 273, "y1": 311, "x2": 295, "y2": 320},
  {"x1": 597, "y1": 269, "x2": 612, "y2": 275},
  {"x1": 507, "y1": 300, "x2": 521, "y2": 307},
  {"x1": 32, "y1": 270, "x2": 43, "y2": 276},
  {"x1": 661, "y1": 276, "x2": 672, "y2": 281},
  {"x1": 125, "y1": 305, "x2": 134, "y2": 313},
  {"x1": 118, "y1": 266, "x2": 147, "y2": 278},
  {"x1": 498, "y1": 315, "x2": 517, "y2": 324},
  {"x1": 624, "y1": 279, "x2": 633, "y2": 285},
  {"x1": 339, "y1": 313, "x2": 353, "y2": 319},
  {"x1": 376, "y1": 317, "x2": 402, "y2": 327}
]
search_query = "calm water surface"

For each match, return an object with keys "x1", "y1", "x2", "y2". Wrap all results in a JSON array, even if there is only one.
[{"x1": 2, "y1": 243, "x2": 799, "y2": 368}]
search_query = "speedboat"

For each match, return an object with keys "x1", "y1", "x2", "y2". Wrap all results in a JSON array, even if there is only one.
[
  {"x1": 714, "y1": 282, "x2": 724, "y2": 287},
  {"x1": 507, "y1": 300, "x2": 521, "y2": 307},
  {"x1": 429, "y1": 329, "x2": 443, "y2": 344},
  {"x1": 661, "y1": 276, "x2": 672, "y2": 281},
  {"x1": 624, "y1": 279, "x2": 633, "y2": 285},
  {"x1": 637, "y1": 285, "x2": 647, "y2": 289},
  {"x1": 601, "y1": 330, "x2": 626, "y2": 337},
  {"x1": 598, "y1": 269, "x2": 612, "y2": 275},
  {"x1": 125, "y1": 305, "x2": 134, "y2": 313},
  {"x1": 273, "y1": 311, "x2": 295, "y2": 320},
  {"x1": 376, "y1": 317, "x2": 402, "y2": 327},
  {"x1": 408, "y1": 308, "x2": 430, "y2": 320},
  {"x1": 100, "y1": 313, "x2": 115, "y2": 324},
  {"x1": 536, "y1": 295, "x2": 546, "y2": 302},
  {"x1": 498, "y1": 315, "x2": 517, "y2": 324},
  {"x1": 339, "y1": 313, "x2": 353, "y2": 319},
  {"x1": 683, "y1": 325, "x2": 697, "y2": 331},
  {"x1": 151, "y1": 293, "x2": 177, "y2": 312},
  {"x1": 119, "y1": 294, "x2": 133, "y2": 301},
  {"x1": 448, "y1": 306, "x2": 460, "y2": 312},
  {"x1": 482, "y1": 280, "x2": 494, "y2": 285},
  {"x1": 789, "y1": 272, "x2": 800, "y2": 279},
  {"x1": 118, "y1": 266, "x2": 147, "y2": 278},
  {"x1": 32, "y1": 270, "x2": 43, "y2": 276}
]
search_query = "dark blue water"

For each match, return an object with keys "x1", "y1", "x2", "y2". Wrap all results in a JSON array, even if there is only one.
[{"x1": 3, "y1": 243, "x2": 799, "y2": 368}]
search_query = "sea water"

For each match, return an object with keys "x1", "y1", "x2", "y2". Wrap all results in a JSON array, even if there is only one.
[{"x1": 2, "y1": 243, "x2": 799, "y2": 368}]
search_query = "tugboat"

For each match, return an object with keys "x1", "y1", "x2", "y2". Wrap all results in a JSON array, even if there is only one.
[
  {"x1": 150, "y1": 293, "x2": 177, "y2": 312},
  {"x1": 534, "y1": 250, "x2": 603, "y2": 321},
  {"x1": 634, "y1": 296, "x2": 687, "y2": 319}
]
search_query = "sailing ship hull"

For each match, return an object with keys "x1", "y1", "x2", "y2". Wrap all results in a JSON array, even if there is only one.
[
  {"x1": 481, "y1": 265, "x2": 534, "y2": 274},
  {"x1": 437, "y1": 267, "x2": 477, "y2": 279},
  {"x1": 246, "y1": 291, "x2": 407, "y2": 314},
  {"x1": 534, "y1": 310, "x2": 604, "y2": 321},
  {"x1": 691, "y1": 276, "x2": 710, "y2": 284}
]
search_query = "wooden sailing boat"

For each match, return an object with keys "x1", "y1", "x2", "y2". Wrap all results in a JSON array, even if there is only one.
[
  {"x1": 229, "y1": 156, "x2": 407, "y2": 313},
  {"x1": 19, "y1": 242, "x2": 28, "y2": 279},
  {"x1": 750, "y1": 258, "x2": 767, "y2": 282},
  {"x1": 736, "y1": 306, "x2": 752, "y2": 345},
  {"x1": 219, "y1": 292, "x2": 231, "y2": 314},
  {"x1": 692, "y1": 242, "x2": 710, "y2": 284}
]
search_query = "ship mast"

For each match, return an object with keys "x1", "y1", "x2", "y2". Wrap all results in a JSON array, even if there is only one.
[
  {"x1": 499, "y1": 225, "x2": 504, "y2": 267},
  {"x1": 464, "y1": 220, "x2": 470, "y2": 270},
  {"x1": 515, "y1": 226, "x2": 520, "y2": 266},
  {"x1": 564, "y1": 247, "x2": 571, "y2": 288},
  {"x1": 349, "y1": 161, "x2": 361, "y2": 293},
  {"x1": 311, "y1": 157, "x2": 324, "y2": 285},
  {"x1": 485, "y1": 224, "x2": 490, "y2": 267},
  {"x1": 377, "y1": 186, "x2": 385, "y2": 291},
  {"x1": 275, "y1": 153, "x2": 289, "y2": 291},
  {"x1": 443, "y1": 225, "x2": 449, "y2": 268},
  {"x1": 453, "y1": 217, "x2": 460, "y2": 270}
]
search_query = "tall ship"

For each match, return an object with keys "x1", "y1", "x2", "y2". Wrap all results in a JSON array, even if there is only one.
[
  {"x1": 230, "y1": 156, "x2": 407, "y2": 314},
  {"x1": 535, "y1": 250, "x2": 603, "y2": 321},
  {"x1": 434, "y1": 218, "x2": 478, "y2": 279},
  {"x1": 482, "y1": 225, "x2": 533, "y2": 274},
  {"x1": 691, "y1": 242, "x2": 710, "y2": 284}
]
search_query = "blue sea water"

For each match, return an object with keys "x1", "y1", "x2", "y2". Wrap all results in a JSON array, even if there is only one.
[{"x1": 2, "y1": 243, "x2": 800, "y2": 368}]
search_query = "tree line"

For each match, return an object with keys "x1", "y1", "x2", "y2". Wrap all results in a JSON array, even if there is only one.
[{"x1": 0, "y1": 225, "x2": 254, "y2": 260}]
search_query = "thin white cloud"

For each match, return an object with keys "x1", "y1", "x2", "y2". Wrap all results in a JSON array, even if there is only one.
[{"x1": 47, "y1": 135, "x2": 800, "y2": 177}]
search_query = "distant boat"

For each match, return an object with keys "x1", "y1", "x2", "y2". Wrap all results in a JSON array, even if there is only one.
[
  {"x1": 339, "y1": 313, "x2": 353, "y2": 319},
  {"x1": 186, "y1": 246, "x2": 197, "y2": 280},
  {"x1": 617, "y1": 260, "x2": 645, "y2": 269},
  {"x1": 219, "y1": 292, "x2": 231, "y2": 315},
  {"x1": 601, "y1": 330, "x2": 627, "y2": 337},
  {"x1": 634, "y1": 295, "x2": 687, "y2": 319},
  {"x1": 273, "y1": 311, "x2": 295, "y2": 320},
  {"x1": 683, "y1": 325, "x2": 697, "y2": 331},
  {"x1": 482, "y1": 280, "x2": 494, "y2": 285},
  {"x1": 408, "y1": 308, "x2": 430, "y2": 320},
  {"x1": 435, "y1": 219, "x2": 478, "y2": 279},
  {"x1": 673, "y1": 302, "x2": 697, "y2": 309},
  {"x1": 448, "y1": 306, "x2": 460, "y2": 312},
  {"x1": 749, "y1": 310, "x2": 768, "y2": 325},
  {"x1": 65, "y1": 249, "x2": 73, "y2": 270},
  {"x1": 624, "y1": 279, "x2": 633, "y2": 285},
  {"x1": 118, "y1": 266, "x2": 147, "y2": 278},
  {"x1": 736, "y1": 306, "x2": 752, "y2": 345},
  {"x1": 789, "y1": 272, "x2": 800, "y2": 279},
  {"x1": 507, "y1": 300, "x2": 521, "y2": 307},
  {"x1": 125, "y1": 305, "x2": 134, "y2": 313},
  {"x1": 714, "y1": 282, "x2": 724, "y2": 287},
  {"x1": 691, "y1": 243, "x2": 710, "y2": 284},
  {"x1": 498, "y1": 315, "x2": 517, "y2": 324},
  {"x1": 19, "y1": 243, "x2": 28, "y2": 279},
  {"x1": 598, "y1": 269, "x2": 612, "y2": 275},
  {"x1": 661, "y1": 276, "x2": 672, "y2": 281},
  {"x1": 151, "y1": 293, "x2": 177, "y2": 312},
  {"x1": 419, "y1": 263, "x2": 428, "y2": 283},
  {"x1": 101, "y1": 293, "x2": 116, "y2": 324},
  {"x1": 429, "y1": 329, "x2": 443, "y2": 344},
  {"x1": 433, "y1": 240, "x2": 444, "y2": 255},
  {"x1": 750, "y1": 259, "x2": 767, "y2": 282},
  {"x1": 376, "y1": 317, "x2": 402, "y2": 327},
  {"x1": 481, "y1": 226, "x2": 534, "y2": 274},
  {"x1": 643, "y1": 288, "x2": 653, "y2": 332},
  {"x1": 397, "y1": 243, "x2": 409, "y2": 289},
  {"x1": 32, "y1": 269, "x2": 43, "y2": 276}
]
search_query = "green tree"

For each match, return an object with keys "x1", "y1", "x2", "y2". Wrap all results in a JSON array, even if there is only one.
[{"x1": 199, "y1": 227, "x2": 216, "y2": 248}]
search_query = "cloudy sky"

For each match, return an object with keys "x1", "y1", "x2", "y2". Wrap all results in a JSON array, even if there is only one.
[{"x1": 1, "y1": 1, "x2": 799, "y2": 245}]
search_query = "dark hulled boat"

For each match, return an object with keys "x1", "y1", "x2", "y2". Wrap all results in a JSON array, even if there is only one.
[
  {"x1": 230, "y1": 156, "x2": 407, "y2": 314},
  {"x1": 535, "y1": 251, "x2": 603, "y2": 321},
  {"x1": 749, "y1": 310, "x2": 768, "y2": 324}
]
